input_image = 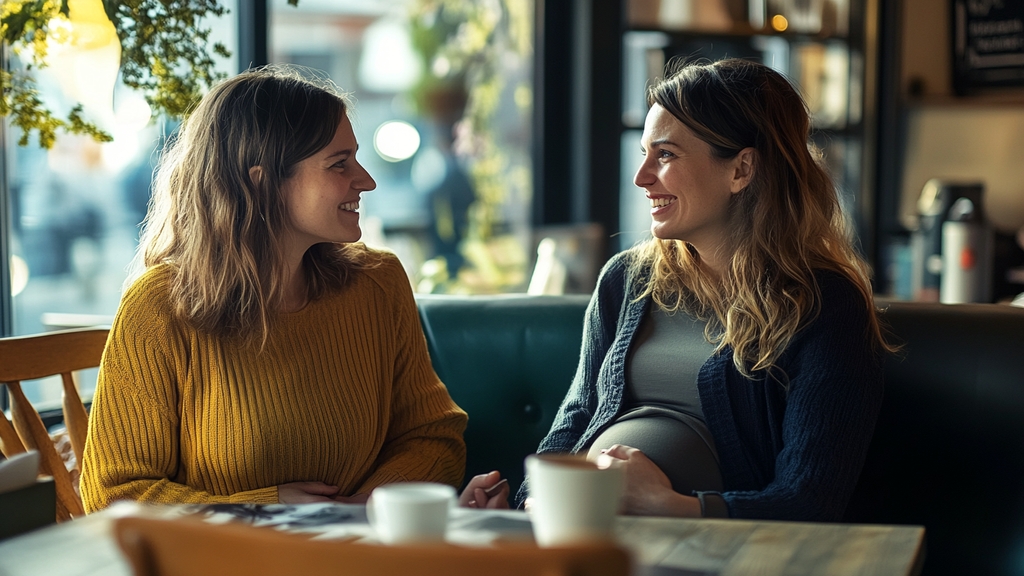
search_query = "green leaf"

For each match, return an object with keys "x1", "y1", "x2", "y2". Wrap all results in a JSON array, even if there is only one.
[{"x1": 3, "y1": 0, "x2": 239, "y2": 147}]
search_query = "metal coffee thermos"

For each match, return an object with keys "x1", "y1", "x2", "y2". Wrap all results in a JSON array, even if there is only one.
[
  {"x1": 940, "y1": 195, "x2": 993, "y2": 303},
  {"x1": 910, "y1": 179, "x2": 992, "y2": 303}
]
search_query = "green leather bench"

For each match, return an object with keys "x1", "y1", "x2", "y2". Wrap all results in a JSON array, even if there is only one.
[
  {"x1": 417, "y1": 294, "x2": 590, "y2": 496},
  {"x1": 417, "y1": 294, "x2": 1024, "y2": 576}
]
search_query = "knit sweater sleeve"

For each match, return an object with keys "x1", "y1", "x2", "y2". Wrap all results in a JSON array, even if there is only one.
[
  {"x1": 79, "y1": 268, "x2": 277, "y2": 512},
  {"x1": 514, "y1": 252, "x2": 629, "y2": 506},
  {"x1": 713, "y1": 272, "x2": 885, "y2": 521},
  {"x1": 354, "y1": 255, "x2": 468, "y2": 493}
]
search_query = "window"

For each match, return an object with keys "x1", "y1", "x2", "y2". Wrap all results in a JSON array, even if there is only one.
[
  {"x1": 1, "y1": 1, "x2": 239, "y2": 409},
  {"x1": 269, "y1": 0, "x2": 534, "y2": 293},
  {"x1": 2, "y1": 0, "x2": 534, "y2": 409}
]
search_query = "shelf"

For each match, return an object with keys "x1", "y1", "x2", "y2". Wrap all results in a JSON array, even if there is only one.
[
  {"x1": 620, "y1": 121, "x2": 863, "y2": 134},
  {"x1": 810, "y1": 125, "x2": 863, "y2": 137},
  {"x1": 626, "y1": 24, "x2": 851, "y2": 43},
  {"x1": 903, "y1": 93, "x2": 1024, "y2": 109}
]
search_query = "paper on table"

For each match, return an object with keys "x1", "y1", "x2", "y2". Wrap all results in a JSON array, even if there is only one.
[{"x1": 0, "y1": 450, "x2": 40, "y2": 494}]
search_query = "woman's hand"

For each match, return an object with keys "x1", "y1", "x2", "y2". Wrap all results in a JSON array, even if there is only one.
[
  {"x1": 333, "y1": 493, "x2": 370, "y2": 504},
  {"x1": 592, "y1": 444, "x2": 700, "y2": 517},
  {"x1": 278, "y1": 481, "x2": 341, "y2": 503},
  {"x1": 459, "y1": 470, "x2": 510, "y2": 509}
]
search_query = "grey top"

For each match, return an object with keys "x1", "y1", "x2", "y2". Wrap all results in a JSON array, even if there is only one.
[
  {"x1": 587, "y1": 306, "x2": 723, "y2": 495},
  {"x1": 625, "y1": 304, "x2": 716, "y2": 417}
]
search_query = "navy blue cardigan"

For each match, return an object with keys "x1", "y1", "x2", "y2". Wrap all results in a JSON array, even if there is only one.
[{"x1": 516, "y1": 251, "x2": 884, "y2": 521}]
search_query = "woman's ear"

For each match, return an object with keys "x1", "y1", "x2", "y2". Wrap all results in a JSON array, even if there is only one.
[
  {"x1": 248, "y1": 166, "x2": 264, "y2": 187},
  {"x1": 730, "y1": 147, "x2": 756, "y2": 194}
]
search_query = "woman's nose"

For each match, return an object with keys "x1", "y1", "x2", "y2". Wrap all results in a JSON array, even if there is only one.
[
  {"x1": 358, "y1": 164, "x2": 377, "y2": 192},
  {"x1": 633, "y1": 159, "x2": 654, "y2": 188}
]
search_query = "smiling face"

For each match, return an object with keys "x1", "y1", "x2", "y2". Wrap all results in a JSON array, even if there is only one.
[
  {"x1": 280, "y1": 115, "x2": 376, "y2": 254},
  {"x1": 634, "y1": 104, "x2": 753, "y2": 267}
]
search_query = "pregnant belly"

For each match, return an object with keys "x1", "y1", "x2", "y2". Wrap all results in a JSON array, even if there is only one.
[{"x1": 587, "y1": 411, "x2": 723, "y2": 495}]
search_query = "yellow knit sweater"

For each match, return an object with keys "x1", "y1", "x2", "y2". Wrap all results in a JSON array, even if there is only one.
[{"x1": 80, "y1": 253, "x2": 467, "y2": 512}]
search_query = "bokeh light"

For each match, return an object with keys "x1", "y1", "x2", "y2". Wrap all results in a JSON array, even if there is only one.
[{"x1": 373, "y1": 120, "x2": 421, "y2": 162}]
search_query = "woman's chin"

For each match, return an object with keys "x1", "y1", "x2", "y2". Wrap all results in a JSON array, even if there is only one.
[
  {"x1": 650, "y1": 224, "x2": 681, "y2": 241},
  {"x1": 338, "y1": 228, "x2": 362, "y2": 244}
]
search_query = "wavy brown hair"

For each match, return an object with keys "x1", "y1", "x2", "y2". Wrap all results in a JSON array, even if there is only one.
[
  {"x1": 631, "y1": 58, "x2": 895, "y2": 377},
  {"x1": 131, "y1": 65, "x2": 379, "y2": 342}
]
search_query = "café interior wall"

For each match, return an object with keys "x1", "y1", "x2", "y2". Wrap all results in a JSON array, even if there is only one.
[
  {"x1": 897, "y1": 0, "x2": 1024, "y2": 234},
  {"x1": 899, "y1": 108, "x2": 1024, "y2": 233}
]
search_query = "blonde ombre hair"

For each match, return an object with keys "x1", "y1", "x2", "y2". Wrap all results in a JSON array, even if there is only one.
[
  {"x1": 132, "y1": 65, "x2": 379, "y2": 342},
  {"x1": 631, "y1": 58, "x2": 894, "y2": 378}
]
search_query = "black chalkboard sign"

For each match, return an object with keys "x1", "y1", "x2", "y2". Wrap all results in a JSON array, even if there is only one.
[{"x1": 953, "y1": 0, "x2": 1024, "y2": 94}]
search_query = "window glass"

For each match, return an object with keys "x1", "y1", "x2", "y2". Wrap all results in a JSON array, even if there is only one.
[
  {"x1": 4, "y1": 0, "x2": 534, "y2": 409},
  {"x1": 3, "y1": 1, "x2": 239, "y2": 409},
  {"x1": 269, "y1": 0, "x2": 534, "y2": 294}
]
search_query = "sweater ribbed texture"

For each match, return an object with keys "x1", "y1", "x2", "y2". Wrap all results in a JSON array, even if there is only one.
[{"x1": 81, "y1": 253, "x2": 467, "y2": 512}]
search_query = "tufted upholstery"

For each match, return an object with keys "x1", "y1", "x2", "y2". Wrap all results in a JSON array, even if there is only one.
[
  {"x1": 417, "y1": 294, "x2": 1024, "y2": 576},
  {"x1": 417, "y1": 294, "x2": 590, "y2": 495}
]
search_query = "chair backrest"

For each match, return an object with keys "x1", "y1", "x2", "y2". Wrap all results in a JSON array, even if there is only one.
[
  {"x1": 844, "y1": 300, "x2": 1024, "y2": 575},
  {"x1": 115, "y1": 516, "x2": 631, "y2": 576},
  {"x1": 0, "y1": 326, "x2": 110, "y2": 522},
  {"x1": 417, "y1": 294, "x2": 591, "y2": 495}
]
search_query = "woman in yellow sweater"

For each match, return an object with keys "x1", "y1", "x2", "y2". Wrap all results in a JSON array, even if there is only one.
[{"x1": 80, "y1": 66, "x2": 479, "y2": 511}]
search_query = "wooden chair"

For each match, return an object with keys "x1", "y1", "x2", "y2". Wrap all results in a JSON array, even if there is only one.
[
  {"x1": 115, "y1": 516, "x2": 632, "y2": 576},
  {"x1": 0, "y1": 326, "x2": 110, "y2": 522}
]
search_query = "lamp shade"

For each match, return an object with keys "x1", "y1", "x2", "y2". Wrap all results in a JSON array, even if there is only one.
[{"x1": 45, "y1": 0, "x2": 121, "y2": 123}]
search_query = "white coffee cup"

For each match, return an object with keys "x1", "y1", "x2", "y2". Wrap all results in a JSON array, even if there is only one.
[
  {"x1": 525, "y1": 453, "x2": 625, "y2": 547},
  {"x1": 367, "y1": 482, "x2": 456, "y2": 544}
]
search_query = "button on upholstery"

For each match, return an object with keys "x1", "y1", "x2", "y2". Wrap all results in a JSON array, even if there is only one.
[{"x1": 523, "y1": 402, "x2": 541, "y2": 423}]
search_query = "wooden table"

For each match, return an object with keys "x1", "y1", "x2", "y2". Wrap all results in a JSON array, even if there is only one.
[
  {"x1": 0, "y1": 502, "x2": 924, "y2": 576},
  {"x1": 615, "y1": 516, "x2": 925, "y2": 575}
]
